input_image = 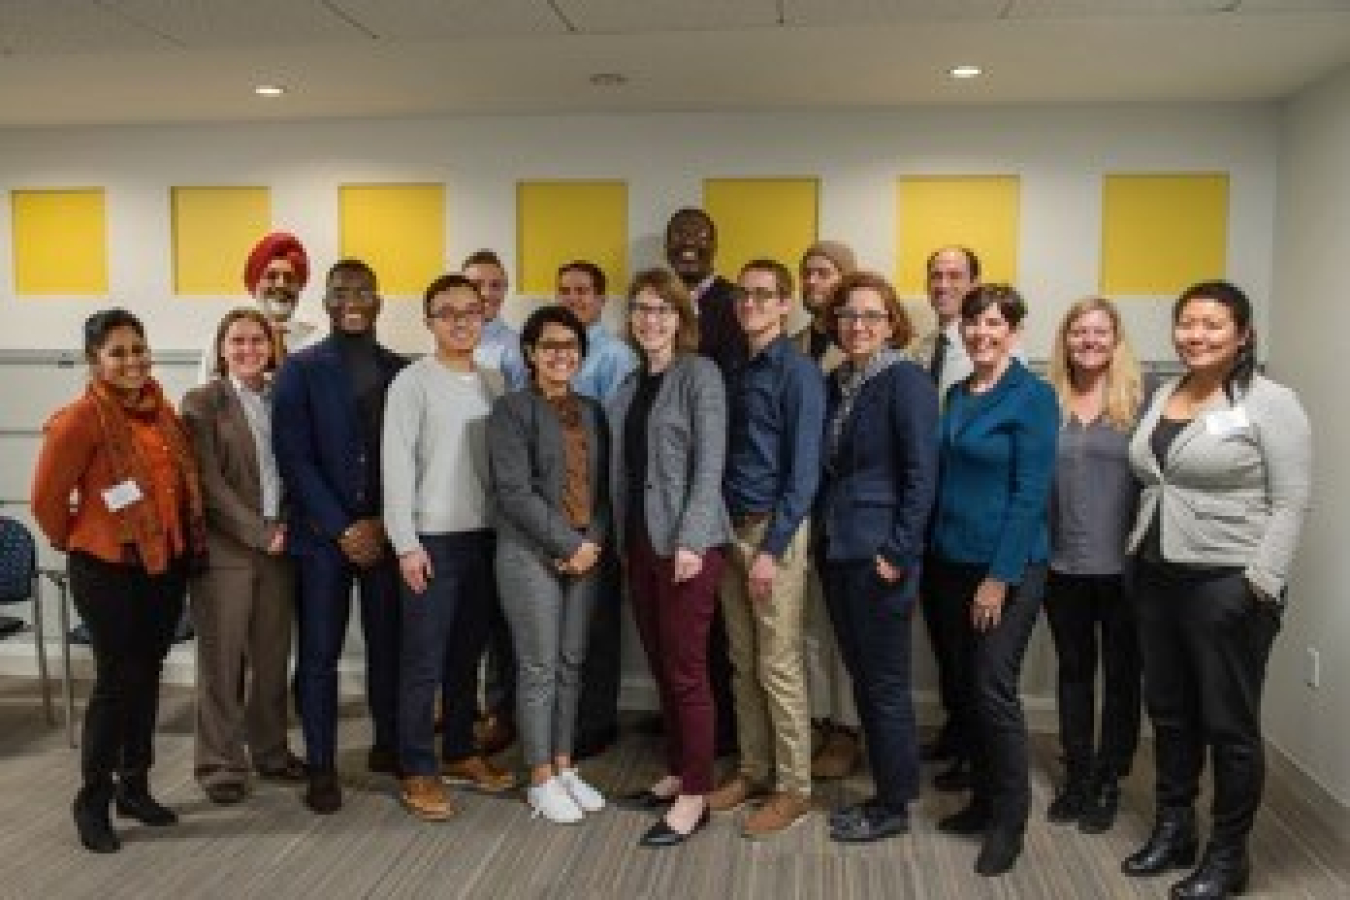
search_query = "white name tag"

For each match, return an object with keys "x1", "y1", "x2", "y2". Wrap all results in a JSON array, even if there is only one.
[
  {"x1": 101, "y1": 479, "x2": 144, "y2": 512},
  {"x1": 1204, "y1": 406, "x2": 1250, "y2": 436}
]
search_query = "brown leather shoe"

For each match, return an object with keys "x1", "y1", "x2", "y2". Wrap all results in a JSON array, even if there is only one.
[
  {"x1": 811, "y1": 727, "x2": 860, "y2": 780},
  {"x1": 401, "y1": 776, "x2": 454, "y2": 822},
  {"x1": 707, "y1": 775, "x2": 769, "y2": 813},
  {"x1": 742, "y1": 791, "x2": 811, "y2": 839},
  {"x1": 474, "y1": 713, "x2": 517, "y2": 756},
  {"x1": 441, "y1": 755, "x2": 515, "y2": 794}
]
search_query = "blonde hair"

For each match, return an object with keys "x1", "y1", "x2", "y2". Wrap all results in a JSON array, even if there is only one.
[{"x1": 1048, "y1": 297, "x2": 1143, "y2": 431}]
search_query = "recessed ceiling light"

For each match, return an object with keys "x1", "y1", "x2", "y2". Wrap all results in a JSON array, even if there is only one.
[
  {"x1": 589, "y1": 73, "x2": 627, "y2": 87},
  {"x1": 949, "y1": 65, "x2": 983, "y2": 80},
  {"x1": 254, "y1": 84, "x2": 286, "y2": 98}
]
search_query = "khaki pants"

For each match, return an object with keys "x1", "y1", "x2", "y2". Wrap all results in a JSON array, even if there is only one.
[
  {"x1": 718, "y1": 517, "x2": 812, "y2": 797},
  {"x1": 804, "y1": 564, "x2": 859, "y2": 729}
]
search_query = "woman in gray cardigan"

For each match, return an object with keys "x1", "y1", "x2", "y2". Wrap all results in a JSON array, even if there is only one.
[
  {"x1": 609, "y1": 268, "x2": 732, "y2": 847},
  {"x1": 488, "y1": 305, "x2": 610, "y2": 825},
  {"x1": 1121, "y1": 281, "x2": 1310, "y2": 900}
]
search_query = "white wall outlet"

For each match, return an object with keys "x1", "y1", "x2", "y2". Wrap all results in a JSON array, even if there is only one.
[{"x1": 1306, "y1": 647, "x2": 1321, "y2": 689}]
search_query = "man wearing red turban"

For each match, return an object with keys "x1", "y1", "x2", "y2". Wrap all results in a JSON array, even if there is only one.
[{"x1": 196, "y1": 232, "x2": 322, "y2": 383}]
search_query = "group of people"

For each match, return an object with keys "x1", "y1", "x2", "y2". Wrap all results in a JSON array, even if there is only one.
[{"x1": 29, "y1": 207, "x2": 1309, "y2": 898}]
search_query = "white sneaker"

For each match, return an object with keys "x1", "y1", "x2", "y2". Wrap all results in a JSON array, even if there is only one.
[
  {"x1": 559, "y1": 768, "x2": 606, "y2": 813},
  {"x1": 527, "y1": 777, "x2": 584, "y2": 824}
]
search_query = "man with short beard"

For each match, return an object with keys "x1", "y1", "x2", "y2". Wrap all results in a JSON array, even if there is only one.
[
  {"x1": 196, "y1": 232, "x2": 321, "y2": 383},
  {"x1": 793, "y1": 241, "x2": 862, "y2": 780}
]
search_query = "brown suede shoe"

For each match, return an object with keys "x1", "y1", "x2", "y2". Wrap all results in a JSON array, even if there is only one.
[
  {"x1": 441, "y1": 755, "x2": 515, "y2": 794},
  {"x1": 707, "y1": 775, "x2": 770, "y2": 813},
  {"x1": 811, "y1": 727, "x2": 861, "y2": 780},
  {"x1": 401, "y1": 775, "x2": 454, "y2": 822},
  {"x1": 742, "y1": 791, "x2": 811, "y2": 839},
  {"x1": 474, "y1": 713, "x2": 517, "y2": 756}
]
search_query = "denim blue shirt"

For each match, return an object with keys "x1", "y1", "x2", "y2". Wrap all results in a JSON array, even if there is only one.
[
  {"x1": 723, "y1": 334, "x2": 826, "y2": 557},
  {"x1": 571, "y1": 323, "x2": 637, "y2": 403},
  {"x1": 474, "y1": 317, "x2": 527, "y2": 389}
]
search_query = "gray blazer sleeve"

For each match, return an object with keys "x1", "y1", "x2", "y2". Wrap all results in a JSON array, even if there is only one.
[
  {"x1": 487, "y1": 392, "x2": 586, "y2": 561},
  {"x1": 674, "y1": 357, "x2": 728, "y2": 554},
  {"x1": 1246, "y1": 380, "x2": 1312, "y2": 599}
]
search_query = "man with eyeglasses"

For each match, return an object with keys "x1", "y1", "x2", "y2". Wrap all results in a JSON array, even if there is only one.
[
  {"x1": 708, "y1": 259, "x2": 824, "y2": 839},
  {"x1": 793, "y1": 241, "x2": 863, "y2": 782},
  {"x1": 462, "y1": 249, "x2": 527, "y2": 389},
  {"x1": 273, "y1": 258, "x2": 407, "y2": 814},
  {"x1": 556, "y1": 260, "x2": 636, "y2": 761},
  {"x1": 382, "y1": 274, "x2": 514, "y2": 821},
  {"x1": 195, "y1": 231, "x2": 323, "y2": 384}
]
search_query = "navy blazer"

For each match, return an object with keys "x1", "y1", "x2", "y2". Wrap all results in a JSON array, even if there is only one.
[
  {"x1": 817, "y1": 360, "x2": 940, "y2": 567},
  {"x1": 272, "y1": 334, "x2": 407, "y2": 554},
  {"x1": 929, "y1": 359, "x2": 1058, "y2": 584}
]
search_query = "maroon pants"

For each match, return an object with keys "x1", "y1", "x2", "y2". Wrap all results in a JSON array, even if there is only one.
[{"x1": 627, "y1": 533, "x2": 726, "y2": 794}]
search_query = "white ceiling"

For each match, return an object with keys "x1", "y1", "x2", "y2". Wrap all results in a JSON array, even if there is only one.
[{"x1": 0, "y1": 0, "x2": 1349, "y2": 125}]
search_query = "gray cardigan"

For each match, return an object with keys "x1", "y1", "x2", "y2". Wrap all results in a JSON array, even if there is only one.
[
  {"x1": 487, "y1": 388, "x2": 609, "y2": 560},
  {"x1": 1127, "y1": 373, "x2": 1311, "y2": 598},
  {"x1": 607, "y1": 353, "x2": 733, "y2": 557}
]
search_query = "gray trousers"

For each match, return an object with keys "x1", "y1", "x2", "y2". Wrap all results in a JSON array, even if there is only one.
[{"x1": 496, "y1": 536, "x2": 599, "y2": 768}]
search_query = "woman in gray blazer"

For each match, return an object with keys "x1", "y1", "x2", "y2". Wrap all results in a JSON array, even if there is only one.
[
  {"x1": 1121, "y1": 281, "x2": 1310, "y2": 899},
  {"x1": 609, "y1": 268, "x2": 732, "y2": 847},
  {"x1": 488, "y1": 304, "x2": 610, "y2": 825}
]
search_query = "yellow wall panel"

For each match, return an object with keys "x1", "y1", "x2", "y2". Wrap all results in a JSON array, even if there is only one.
[
  {"x1": 171, "y1": 186, "x2": 271, "y2": 295},
  {"x1": 517, "y1": 181, "x2": 628, "y2": 295},
  {"x1": 1100, "y1": 173, "x2": 1228, "y2": 295},
  {"x1": 339, "y1": 183, "x2": 446, "y2": 296},
  {"x1": 11, "y1": 188, "x2": 108, "y2": 296},
  {"x1": 702, "y1": 178, "x2": 818, "y2": 284},
  {"x1": 896, "y1": 176, "x2": 1020, "y2": 296}
]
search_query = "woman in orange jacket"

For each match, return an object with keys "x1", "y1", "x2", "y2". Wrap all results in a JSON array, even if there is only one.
[{"x1": 32, "y1": 308, "x2": 205, "y2": 854}]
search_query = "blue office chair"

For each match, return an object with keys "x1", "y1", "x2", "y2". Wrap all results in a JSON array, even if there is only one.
[{"x1": 0, "y1": 515, "x2": 55, "y2": 725}]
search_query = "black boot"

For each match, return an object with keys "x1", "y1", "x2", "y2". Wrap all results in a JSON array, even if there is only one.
[
  {"x1": 1169, "y1": 842, "x2": 1250, "y2": 899},
  {"x1": 73, "y1": 782, "x2": 120, "y2": 853},
  {"x1": 115, "y1": 774, "x2": 178, "y2": 826},
  {"x1": 1046, "y1": 767, "x2": 1091, "y2": 824},
  {"x1": 1122, "y1": 807, "x2": 1198, "y2": 876},
  {"x1": 1079, "y1": 771, "x2": 1121, "y2": 834}
]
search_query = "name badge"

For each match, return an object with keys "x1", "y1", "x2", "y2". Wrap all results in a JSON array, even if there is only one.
[
  {"x1": 101, "y1": 479, "x2": 144, "y2": 512},
  {"x1": 1204, "y1": 406, "x2": 1250, "y2": 437}
]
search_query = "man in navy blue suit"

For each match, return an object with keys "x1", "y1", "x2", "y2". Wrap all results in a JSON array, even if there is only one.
[{"x1": 273, "y1": 258, "x2": 407, "y2": 814}]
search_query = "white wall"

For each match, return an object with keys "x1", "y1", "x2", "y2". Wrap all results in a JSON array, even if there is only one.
[
  {"x1": 0, "y1": 103, "x2": 1279, "y2": 361},
  {"x1": 1266, "y1": 63, "x2": 1350, "y2": 807},
  {"x1": 0, "y1": 102, "x2": 1283, "y2": 715}
]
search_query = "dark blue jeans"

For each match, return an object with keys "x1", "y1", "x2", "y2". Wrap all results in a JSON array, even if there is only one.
[
  {"x1": 294, "y1": 543, "x2": 400, "y2": 771},
  {"x1": 822, "y1": 557, "x2": 920, "y2": 812},
  {"x1": 397, "y1": 530, "x2": 495, "y2": 776}
]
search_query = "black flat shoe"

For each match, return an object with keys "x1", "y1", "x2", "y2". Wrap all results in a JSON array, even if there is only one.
[
  {"x1": 830, "y1": 805, "x2": 910, "y2": 843},
  {"x1": 615, "y1": 789, "x2": 676, "y2": 811},
  {"x1": 73, "y1": 786, "x2": 120, "y2": 854},
  {"x1": 115, "y1": 784, "x2": 178, "y2": 826},
  {"x1": 256, "y1": 752, "x2": 307, "y2": 783},
  {"x1": 204, "y1": 783, "x2": 247, "y2": 805},
  {"x1": 975, "y1": 828, "x2": 1024, "y2": 877},
  {"x1": 639, "y1": 807, "x2": 710, "y2": 848}
]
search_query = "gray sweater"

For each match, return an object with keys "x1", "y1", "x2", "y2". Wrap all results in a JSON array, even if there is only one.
[{"x1": 1127, "y1": 373, "x2": 1311, "y2": 599}]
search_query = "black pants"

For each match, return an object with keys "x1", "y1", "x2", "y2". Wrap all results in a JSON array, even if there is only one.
[
  {"x1": 1043, "y1": 570, "x2": 1142, "y2": 777},
  {"x1": 68, "y1": 551, "x2": 186, "y2": 786},
  {"x1": 575, "y1": 554, "x2": 622, "y2": 743},
  {"x1": 1135, "y1": 558, "x2": 1281, "y2": 847},
  {"x1": 822, "y1": 558, "x2": 919, "y2": 811},
  {"x1": 920, "y1": 560, "x2": 964, "y2": 751},
  {"x1": 927, "y1": 557, "x2": 1045, "y2": 831}
]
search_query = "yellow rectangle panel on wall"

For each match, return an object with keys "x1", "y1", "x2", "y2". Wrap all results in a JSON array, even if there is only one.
[
  {"x1": 896, "y1": 176, "x2": 1020, "y2": 296},
  {"x1": 517, "y1": 181, "x2": 628, "y2": 295},
  {"x1": 702, "y1": 178, "x2": 819, "y2": 283},
  {"x1": 339, "y1": 183, "x2": 446, "y2": 296},
  {"x1": 11, "y1": 188, "x2": 108, "y2": 296},
  {"x1": 171, "y1": 186, "x2": 271, "y2": 295},
  {"x1": 1100, "y1": 173, "x2": 1229, "y2": 295}
]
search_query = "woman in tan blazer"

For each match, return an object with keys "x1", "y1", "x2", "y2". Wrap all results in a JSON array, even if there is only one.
[{"x1": 182, "y1": 308, "x2": 304, "y2": 805}]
